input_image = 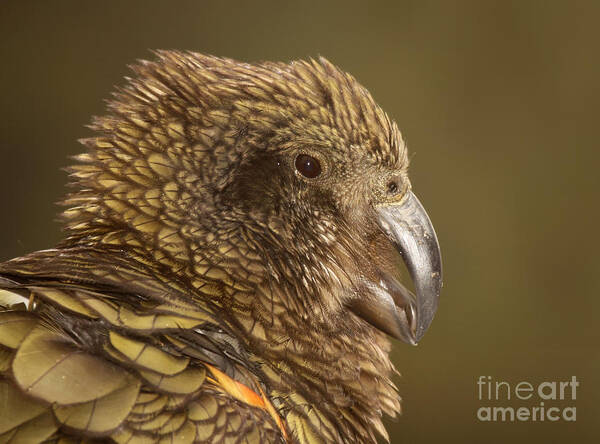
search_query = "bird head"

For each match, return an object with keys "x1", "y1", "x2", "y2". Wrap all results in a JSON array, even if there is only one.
[{"x1": 63, "y1": 51, "x2": 441, "y2": 346}]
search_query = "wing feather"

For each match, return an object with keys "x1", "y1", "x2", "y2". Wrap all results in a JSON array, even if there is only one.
[{"x1": 0, "y1": 250, "x2": 286, "y2": 443}]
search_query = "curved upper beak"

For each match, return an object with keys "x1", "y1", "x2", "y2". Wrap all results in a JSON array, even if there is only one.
[{"x1": 351, "y1": 191, "x2": 442, "y2": 344}]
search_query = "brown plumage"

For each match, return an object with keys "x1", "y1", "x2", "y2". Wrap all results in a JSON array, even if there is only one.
[{"x1": 0, "y1": 51, "x2": 442, "y2": 443}]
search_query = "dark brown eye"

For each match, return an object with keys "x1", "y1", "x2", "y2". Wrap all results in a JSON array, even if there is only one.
[{"x1": 295, "y1": 154, "x2": 321, "y2": 178}]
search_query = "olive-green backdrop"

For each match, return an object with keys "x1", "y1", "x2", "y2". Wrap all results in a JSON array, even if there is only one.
[{"x1": 1, "y1": 1, "x2": 598, "y2": 443}]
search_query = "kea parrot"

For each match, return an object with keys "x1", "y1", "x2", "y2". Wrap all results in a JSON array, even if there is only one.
[{"x1": 0, "y1": 52, "x2": 442, "y2": 443}]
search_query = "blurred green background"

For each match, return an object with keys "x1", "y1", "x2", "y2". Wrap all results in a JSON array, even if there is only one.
[{"x1": 1, "y1": 1, "x2": 598, "y2": 443}]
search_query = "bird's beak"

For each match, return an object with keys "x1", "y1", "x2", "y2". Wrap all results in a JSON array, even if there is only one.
[{"x1": 351, "y1": 192, "x2": 442, "y2": 344}]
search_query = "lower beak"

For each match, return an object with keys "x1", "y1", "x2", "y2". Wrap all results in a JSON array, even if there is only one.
[{"x1": 351, "y1": 192, "x2": 442, "y2": 344}]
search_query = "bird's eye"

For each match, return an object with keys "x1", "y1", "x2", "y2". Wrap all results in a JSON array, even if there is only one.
[{"x1": 295, "y1": 154, "x2": 321, "y2": 178}]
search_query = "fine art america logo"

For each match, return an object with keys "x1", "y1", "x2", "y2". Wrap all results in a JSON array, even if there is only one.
[{"x1": 476, "y1": 376, "x2": 578, "y2": 422}]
